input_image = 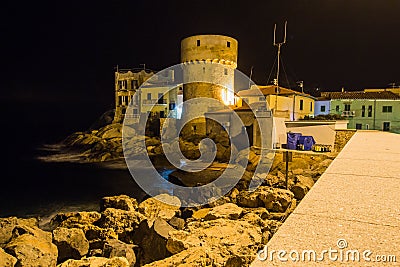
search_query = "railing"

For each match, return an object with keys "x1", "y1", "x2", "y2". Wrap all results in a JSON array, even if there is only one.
[
  {"x1": 341, "y1": 111, "x2": 355, "y2": 117},
  {"x1": 142, "y1": 99, "x2": 168, "y2": 105}
]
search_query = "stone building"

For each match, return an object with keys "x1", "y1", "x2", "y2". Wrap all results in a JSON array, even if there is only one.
[
  {"x1": 113, "y1": 69, "x2": 154, "y2": 122},
  {"x1": 180, "y1": 35, "x2": 238, "y2": 137}
]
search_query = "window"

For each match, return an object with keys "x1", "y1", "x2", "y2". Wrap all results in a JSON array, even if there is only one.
[
  {"x1": 158, "y1": 93, "x2": 164, "y2": 104},
  {"x1": 356, "y1": 123, "x2": 362, "y2": 130},
  {"x1": 368, "y1": 105, "x2": 372, "y2": 117},
  {"x1": 344, "y1": 104, "x2": 351, "y2": 111},
  {"x1": 147, "y1": 93, "x2": 151, "y2": 100},
  {"x1": 310, "y1": 102, "x2": 313, "y2": 112},
  {"x1": 382, "y1": 106, "x2": 393, "y2": 113},
  {"x1": 362, "y1": 105, "x2": 365, "y2": 117},
  {"x1": 259, "y1": 96, "x2": 264, "y2": 101},
  {"x1": 133, "y1": 109, "x2": 138, "y2": 115},
  {"x1": 336, "y1": 105, "x2": 340, "y2": 112},
  {"x1": 224, "y1": 68, "x2": 228, "y2": 75},
  {"x1": 320, "y1": 105, "x2": 326, "y2": 112},
  {"x1": 203, "y1": 67, "x2": 205, "y2": 73},
  {"x1": 299, "y1": 100, "x2": 304, "y2": 110},
  {"x1": 227, "y1": 41, "x2": 231, "y2": 47},
  {"x1": 197, "y1": 40, "x2": 200, "y2": 46}
]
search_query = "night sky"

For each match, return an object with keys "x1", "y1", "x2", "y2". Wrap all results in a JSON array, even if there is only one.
[{"x1": 2, "y1": 0, "x2": 400, "y2": 107}]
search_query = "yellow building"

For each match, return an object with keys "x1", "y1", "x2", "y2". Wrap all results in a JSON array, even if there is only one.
[{"x1": 237, "y1": 85, "x2": 316, "y2": 121}]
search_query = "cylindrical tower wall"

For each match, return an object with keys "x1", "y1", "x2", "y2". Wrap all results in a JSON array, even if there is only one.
[{"x1": 180, "y1": 35, "x2": 238, "y2": 137}]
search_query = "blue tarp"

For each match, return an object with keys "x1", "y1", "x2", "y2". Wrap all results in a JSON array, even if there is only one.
[
  {"x1": 287, "y1": 132, "x2": 302, "y2": 150},
  {"x1": 298, "y1": 136, "x2": 316, "y2": 151}
]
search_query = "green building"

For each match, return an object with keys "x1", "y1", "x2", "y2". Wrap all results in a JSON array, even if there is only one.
[{"x1": 322, "y1": 91, "x2": 400, "y2": 133}]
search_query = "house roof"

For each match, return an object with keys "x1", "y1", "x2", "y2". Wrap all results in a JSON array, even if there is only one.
[
  {"x1": 321, "y1": 91, "x2": 400, "y2": 100},
  {"x1": 238, "y1": 85, "x2": 315, "y2": 98}
]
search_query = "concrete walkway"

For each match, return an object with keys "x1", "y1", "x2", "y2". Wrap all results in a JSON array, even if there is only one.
[{"x1": 251, "y1": 131, "x2": 400, "y2": 266}]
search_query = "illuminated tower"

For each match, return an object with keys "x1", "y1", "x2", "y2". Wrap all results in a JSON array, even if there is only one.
[{"x1": 180, "y1": 35, "x2": 238, "y2": 137}]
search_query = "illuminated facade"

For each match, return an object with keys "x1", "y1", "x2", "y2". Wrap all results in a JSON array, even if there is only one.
[{"x1": 180, "y1": 35, "x2": 238, "y2": 137}]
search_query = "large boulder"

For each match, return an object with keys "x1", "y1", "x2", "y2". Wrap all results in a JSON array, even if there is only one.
[
  {"x1": 0, "y1": 247, "x2": 17, "y2": 267},
  {"x1": 290, "y1": 175, "x2": 315, "y2": 200},
  {"x1": 57, "y1": 256, "x2": 129, "y2": 267},
  {"x1": 236, "y1": 191, "x2": 263, "y2": 208},
  {"x1": 103, "y1": 239, "x2": 135, "y2": 267},
  {"x1": 50, "y1": 211, "x2": 102, "y2": 230},
  {"x1": 11, "y1": 224, "x2": 52, "y2": 243},
  {"x1": 52, "y1": 227, "x2": 89, "y2": 262},
  {"x1": 100, "y1": 195, "x2": 138, "y2": 212},
  {"x1": 257, "y1": 187, "x2": 294, "y2": 212},
  {"x1": 133, "y1": 218, "x2": 174, "y2": 265},
  {"x1": 96, "y1": 208, "x2": 145, "y2": 242},
  {"x1": 138, "y1": 194, "x2": 181, "y2": 224},
  {"x1": 204, "y1": 203, "x2": 243, "y2": 220},
  {"x1": 5, "y1": 234, "x2": 58, "y2": 267},
  {"x1": 142, "y1": 247, "x2": 214, "y2": 267},
  {"x1": 0, "y1": 217, "x2": 38, "y2": 246},
  {"x1": 166, "y1": 218, "x2": 262, "y2": 266}
]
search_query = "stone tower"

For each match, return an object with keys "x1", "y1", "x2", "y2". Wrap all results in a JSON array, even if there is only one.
[{"x1": 180, "y1": 35, "x2": 238, "y2": 137}]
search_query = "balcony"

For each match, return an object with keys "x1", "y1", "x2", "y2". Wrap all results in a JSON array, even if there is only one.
[
  {"x1": 142, "y1": 99, "x2": 167, "y2": 105},
  {"x1": 341, "y1": 111, "x2": 355, "y2": 117}
]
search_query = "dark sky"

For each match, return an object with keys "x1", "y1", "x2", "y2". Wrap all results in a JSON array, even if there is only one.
[{"x1": 2, "y1": 0, "x2": 400, "y2": 106}]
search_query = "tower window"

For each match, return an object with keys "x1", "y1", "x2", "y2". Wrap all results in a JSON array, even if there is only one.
[
  {"x1": 147, "y1": 93, "x2": 151, "y2": 100},
  {"x1": 224, "y1": 68, "x2": 228, "y2": 75},
  {"x1": 197, "y1": 40, "x2": 200, "y2": 46},
  {"x1": 299, "y1": 100, "x2": 304, "y2": 110},
  {"x1": 227, "y1": 41, "x2": 231, "y2": 47}
]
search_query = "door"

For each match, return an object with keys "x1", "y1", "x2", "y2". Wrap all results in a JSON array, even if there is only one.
[{"x1": 383, "y1": 122, "x2": 390, "y2": 131}]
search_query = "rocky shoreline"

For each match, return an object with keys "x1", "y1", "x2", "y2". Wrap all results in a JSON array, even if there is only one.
[
  {"x1": 10, "y1": 122, "x2": 349, "y2": 266},
  {"x1": 0, "y1": 151, "x2": 335, "y2": 266}
]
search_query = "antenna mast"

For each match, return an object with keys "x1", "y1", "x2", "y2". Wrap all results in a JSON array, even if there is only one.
[{"x1": 273, "y1": 21, "x2": 287, "y2": 114}]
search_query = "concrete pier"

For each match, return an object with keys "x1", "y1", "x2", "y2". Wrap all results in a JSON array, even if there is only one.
[{"x1": 251, "y1": 131, "x2": 400, "y2": 266}]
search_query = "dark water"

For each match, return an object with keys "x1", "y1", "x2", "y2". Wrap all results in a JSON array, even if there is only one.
[{"x1": 0, "y1": 99, "x2": 151, "y2": 219}]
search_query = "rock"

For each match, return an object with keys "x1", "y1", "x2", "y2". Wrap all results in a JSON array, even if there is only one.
[
  {"x1": 133, "y1": 218, "x2": 174, "y2": 265},
  {"x1": 229, "y1": 188, "x2": 240, "y2": 200},
  {"x1": 5, "y1": 234, "x2": 58, "y2": 267},
  {"x1": 289, "y1": 157, "x2": 310, "y2": 170},
  {"x1": 204, "y1": 203, "x2": 243, "y2": 220},
  {"x1": 11, "y1": 224, "x2": 52, "y2": 243},
  {"x1": 166, "y1": 219, "x2": 262, "y2": 266},
  {"x1": 215, "y1": 143, "x2": 228, "y2": 162},
  {"x1": 0, "y1": 217, "x2": 38, "y2": 246},
  {"x1": 257, "y1": 187, "x2": 294, "y2": 212},
  {"x1": 242, "y1": 207, "x2": 269, "y2": 220},
  {"x1": 52, "y1": 227, "x2": 89, "y2": 262},
  {"x1": 142, "y1": 247, "x2": 214, "y2": 267},
  {"x1": 103, "y1": 239, "x2": 135, "y2": 267},
  {"x1": 0, "y1": 247, "x2": 17, "y2": 267},
  {"x1": 168, "y1": 217, "x2": 185, "y2": 230},
  {"x1": 100, "y1": 195, "x2": 138, "y2": 212},
  {"x1": 290, "y1": 175, "x2": 315, "y2": 200},
  {"x1": 96, "y1": 208, "x2": 145, "y2": 242},
  {"x1": 138, "y1": 194, "x2": 180, "y2": 223},
  {"x1": 57, "y1": 256, "x2": 129, "y2": 267},
  {"x1": 236, "y1": 191, "x2": 263, "y2": 208},
  {"x1": 191, "y1": 208, "x2": 211, "y2": 220},
  {"x1": 50, "y1": 211, "x2": 102, "y2": 229},
  {"x1": 292, "y1": 168, "x2": 304, "y2": 175},
  {"x1": 96, "y1": 123, "x2": 122, "y2": 139}
]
